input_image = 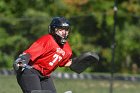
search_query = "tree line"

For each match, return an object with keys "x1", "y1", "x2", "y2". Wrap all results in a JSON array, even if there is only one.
[{"x1": 0, "y1": 0, "x2": 140, "y2": 74}]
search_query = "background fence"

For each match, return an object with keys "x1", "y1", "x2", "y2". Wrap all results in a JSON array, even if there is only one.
[{"x1": 1, "y1": 69, "x2": 140, "y2": 82}]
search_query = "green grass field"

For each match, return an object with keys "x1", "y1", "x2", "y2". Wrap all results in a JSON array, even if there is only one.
[{"x1": 0, "y1": 75, "x2": 140, "y2": 93}]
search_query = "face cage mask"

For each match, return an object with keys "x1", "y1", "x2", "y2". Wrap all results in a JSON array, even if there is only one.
[
  {"x1": 55, "y1": 31, "x2": 68, "y2": 45},
  {"x1": 50, "y1": 26, "x2": 70, "y2": 45}
]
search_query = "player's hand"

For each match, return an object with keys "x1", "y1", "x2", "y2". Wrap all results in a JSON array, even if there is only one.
[
  {"x1": 13, "y1": 53, "x2": 32, "y2": 73},
  {"x1": 13, "y1": 58, "x2": 26, "y2": 72}
]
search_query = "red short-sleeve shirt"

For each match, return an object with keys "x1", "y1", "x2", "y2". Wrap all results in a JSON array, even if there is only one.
[{"x1": 24, "y1": 34, "x2": 72, "y2": 76}]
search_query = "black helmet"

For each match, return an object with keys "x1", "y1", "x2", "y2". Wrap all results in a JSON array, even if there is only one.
[{"x1": 49, "y1": 17, "x2": 71, "y2": 45}]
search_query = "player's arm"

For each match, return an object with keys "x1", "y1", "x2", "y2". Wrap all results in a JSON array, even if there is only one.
[{"x1": 64, "y1": 59, "x2": 72, "y2": 67}]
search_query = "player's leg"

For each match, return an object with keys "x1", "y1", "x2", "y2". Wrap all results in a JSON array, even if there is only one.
[
  {"x1": 40, "y1": 76, "x2": 57, "y2": 93},
  {"x1": 16, "y1": 68, "x2": 42, "y2": 93}
]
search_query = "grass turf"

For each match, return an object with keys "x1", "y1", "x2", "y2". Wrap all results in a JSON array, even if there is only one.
[{"x1": 0, "y1": 75, "x2": 140, "y2": 93}]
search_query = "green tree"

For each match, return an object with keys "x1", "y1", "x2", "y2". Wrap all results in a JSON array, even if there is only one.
[{"x1": 0, "y1": 0, "x2": 139, "y2": 74}]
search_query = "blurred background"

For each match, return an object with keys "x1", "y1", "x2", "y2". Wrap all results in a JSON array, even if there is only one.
[{"x1": 0, "y1": 0, "x2": 140, "y2": 93}]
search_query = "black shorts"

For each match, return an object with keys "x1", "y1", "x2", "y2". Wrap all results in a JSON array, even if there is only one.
[{"x1": 16, "y1": 68, "x2": 56, "y2": 93}]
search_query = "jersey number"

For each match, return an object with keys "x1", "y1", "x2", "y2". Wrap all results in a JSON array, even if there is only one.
[{"x1": 49, "y1": 54, "x2": 62, "y2": 66}]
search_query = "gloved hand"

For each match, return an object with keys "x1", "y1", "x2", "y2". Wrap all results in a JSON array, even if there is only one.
[{"x1": 13, "y1": 53, "x2": 32, "y2": 73}]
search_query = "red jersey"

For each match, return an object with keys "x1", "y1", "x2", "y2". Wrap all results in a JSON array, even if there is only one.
[{"x1": 24, "y1": 34, "x2": 72, "y2": 76}]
